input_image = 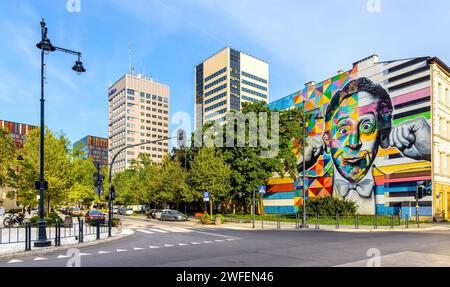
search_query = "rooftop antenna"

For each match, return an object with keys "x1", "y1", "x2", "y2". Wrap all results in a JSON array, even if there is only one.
[{"x1": 128, "y1": 42, "x2": 135, "y2": 76}]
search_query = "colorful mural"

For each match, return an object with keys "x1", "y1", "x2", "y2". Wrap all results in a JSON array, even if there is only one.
[{"x1": 265, "y1": 58, "x2": 433, "y2": 216}]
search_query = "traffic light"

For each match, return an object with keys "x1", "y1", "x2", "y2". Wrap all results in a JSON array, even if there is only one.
[
  {"x1": 415, "y1": 185, "x2": 425, "y2": 200},
  {"x1": 93, "y1": 172, "x2": 105, "y2": 196}
]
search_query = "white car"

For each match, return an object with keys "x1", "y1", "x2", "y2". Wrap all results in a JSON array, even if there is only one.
[{"x1": 125, "y1": 209, "x2": 134, "y2": 216}]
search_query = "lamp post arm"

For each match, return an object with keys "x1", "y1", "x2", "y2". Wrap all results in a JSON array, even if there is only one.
[{"x1": 53, "y1": 46, "x2": 81, "y2": 57}]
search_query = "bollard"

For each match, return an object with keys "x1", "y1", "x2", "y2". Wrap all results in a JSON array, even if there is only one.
[
  {"x1": 261, "y1": 214, "x2": 264, "y2": 229},
  {"x1": 336, "y1": 214, "x2": 340, "y2": 229},
  {"x1": 96, "y1": 222, "x2": 101, "y2": 240},
  {"x1": 315, "y1": 214, "x2": 319, "y2": 230},
  {"x1": 79, "y1": 220, "x2": 84, "y2": 243},
  {"x1": 295, "y1": 214, "x2": 299, "y2": 229},
  {"x1": 25, "y1": 222, "x2": 31, "y2": 251},
  {"x1": 405, "y1": 214, "x2": 409, "y2": 229},
  {"x1": 390, "y1": 214, "x2": 394, "y2": 229},
  {"x1": 355, "y1": 214, "x2": 359, "y2": 229},
  {"x1": 55, "y1": 221, "x2": 61, "y2": 246},
  {"x1": 417, "y1": 211, "x2": 420, "y2": 229},
  {"x1": 277, "y1": 216, "x2": 280, "y2": 230},
  {"x1": 373, "y1": 215, "x2": 378, "y2": 229}
]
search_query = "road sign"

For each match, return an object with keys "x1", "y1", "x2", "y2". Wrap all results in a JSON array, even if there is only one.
[
  {"x1": 258, "y1": 186, "x2": 266, "y2": 195},
  {"x1": 203, "y1": 191, "x2": 210, "y2": 202}
]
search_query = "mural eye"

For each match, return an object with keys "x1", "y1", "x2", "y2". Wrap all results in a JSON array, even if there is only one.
[
  {"x1": 338, "y1": 127, "x2": 348, "y2": 136},
  {"x1": 360, "y1": 122, "x2": 375, "y2": 133}
]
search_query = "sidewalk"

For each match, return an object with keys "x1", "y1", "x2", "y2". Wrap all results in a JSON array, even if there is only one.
[{"x1": 0, "y1": 226, "x2": 131, "y2": 259}]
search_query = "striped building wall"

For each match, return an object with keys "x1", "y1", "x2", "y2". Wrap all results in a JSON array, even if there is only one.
[
  {"x1": 73, "y1": 135, "x2": 109, "y2": 166},
  {"x1": 266, "y1": 55, "x2": 437, "y2": 217},
  {"x1": 0, "y1": 120, "x2": 36, "y2": 148}
]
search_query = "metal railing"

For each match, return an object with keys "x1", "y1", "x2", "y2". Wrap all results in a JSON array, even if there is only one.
[{"x1": 1, "y1": 219, "x2": 109, "y2": 252}]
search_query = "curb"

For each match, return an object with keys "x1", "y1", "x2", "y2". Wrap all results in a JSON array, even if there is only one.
[{"x1": 0, "y1": 228, "x2": 133, "y2": 261}]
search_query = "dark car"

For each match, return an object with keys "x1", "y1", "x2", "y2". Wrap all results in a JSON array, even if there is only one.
[
  {"x1": 160, "y1": 210, "x2": 188, "y2": 222},
  {"x1": 147, "y1": 209, "x2": 160, "y2": 219},
  {"x1": 85, "y1": 210, "x2": 106, "y2": 223}
]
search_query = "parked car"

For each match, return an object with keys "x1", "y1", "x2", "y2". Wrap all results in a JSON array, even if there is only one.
[
  {"x1": 160, "y1": 210, "x2": 188, "y2": 222},
  {"x1": 118, "y1": 208, "x2": 127, "y2": 215},
  {"x1": 85, "y1": 210, "x2": 106, "y2": 223},
  {"x1": 125, "y1": 208, "x2": 134, "y2": 216},
  {"x1": 113, "y1": 207, "x2": 119, "y2": 214},
  {"x1": 154, "y1": 209, "x2": 165, "y2": 220},
  {"x1": 146, "y1": 209, "x2": 160, "y2": 219},
  {"x1": 69, "y1": 207, "x2": 82, "y2": 216}
]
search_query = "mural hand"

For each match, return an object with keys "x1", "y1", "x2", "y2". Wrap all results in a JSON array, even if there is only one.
[
  {"x1": 298, "y1": 136, "x2": 324, "y2": 172},
  {"x1": 388, "y1": 117, "x2": 431, "y2": 161}
]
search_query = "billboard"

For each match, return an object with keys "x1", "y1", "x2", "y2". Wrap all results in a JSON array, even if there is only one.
[{"x1": 265, "y1": 57, "x2": 432, "y2": 216}]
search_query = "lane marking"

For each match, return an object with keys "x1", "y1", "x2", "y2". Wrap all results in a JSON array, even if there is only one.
[
  {"x1": 215, "y1": 239, "x2": 225, "y2": 242},
  {"x1": 7, "y1": 259, "x2": 23, "y2": 264},
  {"x1": 160, "y1": 227, "x2": 191, "y2": 233},
  {"x1": 149, "y1": 228, "x2": 168, "y2": 233},
  {"x1": 134, "y1": 247, "x2": 145, "y2": 250},
  {"x1": 178, "y1": 243, "x2": 188, "y2": 246},
  {"x1": 191, "y1": 242, "x2": 201, "y2": 245},
  {"x1": 149, "y1": 246, "x2": 161, "y2": 249},
  {"x1": 56, "y1": 255, "x2": 70, "y2": 259},
  {"x1": 116, "y1": 249, "x2": 127, "y2": 252},
  {"x1": 137, "y1": 229, "x2": 154, "y2": 234},
  {"x1": 226, "y1": 238, "x2": 236, "y2": 241},
  {"x1": 80, "y1": 253, "x2": 91, "y2": 256},
  {"x1": 98, "y1": 251, "x2": 110, "y2": 254},
  {"x1": 164, "y1": 244, "x2": 174, "y2": 247},
  {"x1": 191, "y1": 230, "x2": 241, "y2": 240},
  {"x1": 34, "y1": 257, "x2": 48, "y2": 261},
  {"x1": 203, "y1": 241, "x2": 213, "y2": 244}
]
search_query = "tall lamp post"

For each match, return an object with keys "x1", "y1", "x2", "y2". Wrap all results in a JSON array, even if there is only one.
[{"x1": 35, "y1": 19, "x2": 86, "y2": 247}]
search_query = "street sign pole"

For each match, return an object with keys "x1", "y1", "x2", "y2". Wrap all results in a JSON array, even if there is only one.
[{"x1": 252, "y1": 189, "x2": 255, "y2": 229}]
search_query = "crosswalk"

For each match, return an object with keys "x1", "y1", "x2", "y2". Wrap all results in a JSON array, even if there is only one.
[{"x1": 135, "y1": 226, "x2": 218, "y2": 235}]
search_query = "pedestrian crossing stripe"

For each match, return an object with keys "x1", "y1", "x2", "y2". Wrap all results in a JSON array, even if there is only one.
[
  {"x1": 137, "y1": 229, "x2": 154, "y2": 234},
  {"x1": 149, "y1": 228, "x2": 168, "y2": 233},
  {"x1": 7, "y1": 259, "x2": 23, "y2": 263}
]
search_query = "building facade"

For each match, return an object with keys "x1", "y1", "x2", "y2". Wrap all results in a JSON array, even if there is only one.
[
  {"x1": 265, "y1": 55, "x2": 450, "y2": 219},
  {"x1": 0, "y1": 120, "x2": 36, "y2": 210},
  {"x1": 195, "y1": 47, "x2": 269, "y2": 128},
  {"x1": 73, "y1": 135, "x2": 109, "y2": 166},
  {"x1": 108, "y1": 74, "x2": 170, "y2": 175}
]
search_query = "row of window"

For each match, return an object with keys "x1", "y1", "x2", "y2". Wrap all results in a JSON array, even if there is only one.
[
  {"x1": 205, "y1": 92, "x2": 227, "y2": 105},
  {"x1": 437, "y1": 117, "x2": 450, "y2": 140},
  {"x1": 241, "y1": 87, "x2": 268, "y2": 99},
  {"x1": 436, "y1": 152, "x2": 450, "y2": 177},
  {"x1": 241, "y1": 71, "x2": 267, "y2": 84},
  {"x1": 204, "y1": 67, "x2": 227, "y2": 83},
  {"x1": 205, "y1": 108, "x2": 227, "y2": 119},
  {"x1": 205, "y1": 100, "x2": 227, "y2": 112},
  {"x1": 242, "y1": 79, "x2": 267, "y2": 91},
  {"x1": 242, "y1": 95, "x2": 263, "y2": 103},
  {"x1": 205, "y1": 84, "x2": 227, "y2": 97},
  {"x1": 204, "y1": 76, "x2": 227, "y2": 90},
  {"x1": 437, "y1": 82, "x2": 450, "y2": 107},
  {"x1": 128, "y1": 89, "x2": 168, "y2": 103}
]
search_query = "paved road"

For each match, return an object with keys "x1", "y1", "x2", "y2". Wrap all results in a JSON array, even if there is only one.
[{"x1": 2, "y1": 215, "x2": 450, "y2": 267}]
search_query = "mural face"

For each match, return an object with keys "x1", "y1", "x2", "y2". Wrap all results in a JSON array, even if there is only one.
[{"x1": 265, "y1": 62, "x2": 433, "y2": 216}]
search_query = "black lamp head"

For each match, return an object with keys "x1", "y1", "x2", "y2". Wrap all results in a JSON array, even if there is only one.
[{"x1": 72, "y1": 60, "x2": 86, "y2": 74}]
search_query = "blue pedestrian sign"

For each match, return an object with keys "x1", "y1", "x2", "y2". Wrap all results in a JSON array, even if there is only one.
[
  {"x1": 258, "y1": 186, "x2": 266, "y2": 195},
  {"x1": 203, "y1": 191, "x2": 210, "y2": 202}
]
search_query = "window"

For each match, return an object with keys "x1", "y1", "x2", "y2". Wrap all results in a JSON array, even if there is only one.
[
  {"x1": 204, "y1": 67, "x2": 227, "y2": 83},
  {"x1": 242, "y1": 87, "x2": 267, "y2": 99},
  {"x1": 205, "y1": 100, "x2": 227, "y2": 112},
  {"x1": 204, "y1": 76, "x2": 227, "y2": 90},
  {"x1": 241, "y1": 71, "x2": 267, "y2": 84},
  {"x1": 438, "y1": 82, "x2": 443, "y2": 103},
  {"x1": 127, "y1": 89, "x2": 135, "y2": 95},
  {"x1": 204, "y1": 84, "x2": 227, "y2": 97},
  {"x1": 140, "y1": 92, "x2": 145, "y2": 98},
  {"x1": 127, "y1": 96, "x2": 135, "y2": 101},
  {"x1": 242, "y1": 79, "x2": 267, "y2": 91},
  {"x1": 158, "y1": 96, "x2": 163, "y2": 102}
]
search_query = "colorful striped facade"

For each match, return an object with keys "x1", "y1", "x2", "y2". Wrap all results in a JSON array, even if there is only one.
[
  {"x1": 265, "y1": 55, "x2": 450, "y2": 218},
  {"x1": 73, "y1": 135, "x2": 109, "y2": 166},
  {"x1": 0, "y1": 120, "x2": 36, "y2": 148}
]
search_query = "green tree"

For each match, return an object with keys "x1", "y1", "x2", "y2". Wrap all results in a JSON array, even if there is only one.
[
  {"x1": 0, "y1": 127, "x2": 14, "y2": 187},
  {"x1": 188, "y1": 148, "x2": 232, "y2": 217},
  {"x1": 11, "y1": 128, "x2": 72, "y2": 213}
]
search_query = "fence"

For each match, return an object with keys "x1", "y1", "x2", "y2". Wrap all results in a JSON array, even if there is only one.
[
  {"x1": 1, "y1": 219, "x2": 109, "y2": 252},
  {"x1": 221, "y1": 213, "x2": 423, "y2": 231}
]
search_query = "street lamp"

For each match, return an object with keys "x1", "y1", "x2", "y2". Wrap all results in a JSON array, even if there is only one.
[{"x1": 34, "y1": 19, "x2": 86, "y2": 247}]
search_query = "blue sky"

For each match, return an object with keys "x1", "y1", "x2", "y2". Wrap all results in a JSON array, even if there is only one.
[{"x1": 0, "y1": 0, "x2": 449, "y2": 146}]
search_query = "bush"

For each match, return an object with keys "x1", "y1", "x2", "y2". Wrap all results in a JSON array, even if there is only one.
[
  {"x1": 214, "y1": 214, "x2": 227, "y2": 223},
  {"x1": 29, "y1": 216, "x2": 60, "y2": 226},
  {"x1": 111, "y1": 218, "x2": 121, "y2": 227},
  {"x1": 7, "y1": 209, "x2": 18, "y2": 214},
  {"x1": 88, "y1": 218, "x2": 105, "y2": 226},
  {"x1": 200, "y1": 214, "x2": 211, "y2": 224},
  {"x1": 301, "y1": 197, "x2": 357, "y2": 217}
]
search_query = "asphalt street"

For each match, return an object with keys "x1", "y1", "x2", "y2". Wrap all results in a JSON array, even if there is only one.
[{"x1": 2, "y1": 215, "x2": 450, "y2": 267}]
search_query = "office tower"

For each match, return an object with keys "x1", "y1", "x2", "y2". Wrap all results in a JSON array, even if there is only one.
[{"x1": 73, "y1": 135, "x2": 108, "y2": 166}]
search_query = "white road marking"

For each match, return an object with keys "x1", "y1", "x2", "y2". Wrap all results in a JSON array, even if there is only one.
[
  {"x1": 178, "y1": 243, "x2": 188, "y2": 246},
  {"x1": 164, "y1": 244, "x2": 174, "y2": 247},
  {"x1": 34, "y1": 257, "x2": 48, "y2": 261},
  {"x1": 149, "y1": 246, "x2": 161, "y2": 249},
  {"x1": 134, "y1": 247, "x2": 145, "y2": 250},
  {"x1": 160, "y1": 227, "x2": 190, "y2": 233},
  {"x1": 226, "y1": 238, "x2": 236, "y2": 241},
  {"x1": 7, "y1": 259, "x2": 23, "y2": 264},
  {"x1": 149, "y1": 228, "x2": 168, "y2": 233},
  {"x1": 79, "y1": 253, "x2": 91, "y2": 256},
  {"x1": 56, "y1": 255, "x2": 70, "y2": 259},
  {"x1": 98, "y1": 251, "x2": 110, "y2": 254},
  {"x1": 215, "y1": 239, "x2": 225, "y2": 242},
  {"x1": 191, "y1": 242, "x2": 201, "y2": 245},
  {"x1": 137, "y1": 229, "x2": 154, "y2": 234},
  {"x1": 116, "y1": 249, "x2": 127, "y2": 252},
  {"x1": 203, "y1": 241, "x2": 213, "y2": 244},
  {"x1": 192, "y1": 230, "x2": 241, "y2": 240}
]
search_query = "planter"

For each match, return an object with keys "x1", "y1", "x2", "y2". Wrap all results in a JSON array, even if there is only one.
[{"x1": 215, "y1": 217, "x2": 222, "y2": 225}]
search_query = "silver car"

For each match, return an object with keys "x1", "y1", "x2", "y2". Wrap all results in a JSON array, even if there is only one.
[{"x1": 160, "y1": 210, "x2": 188, "y2": 221}]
